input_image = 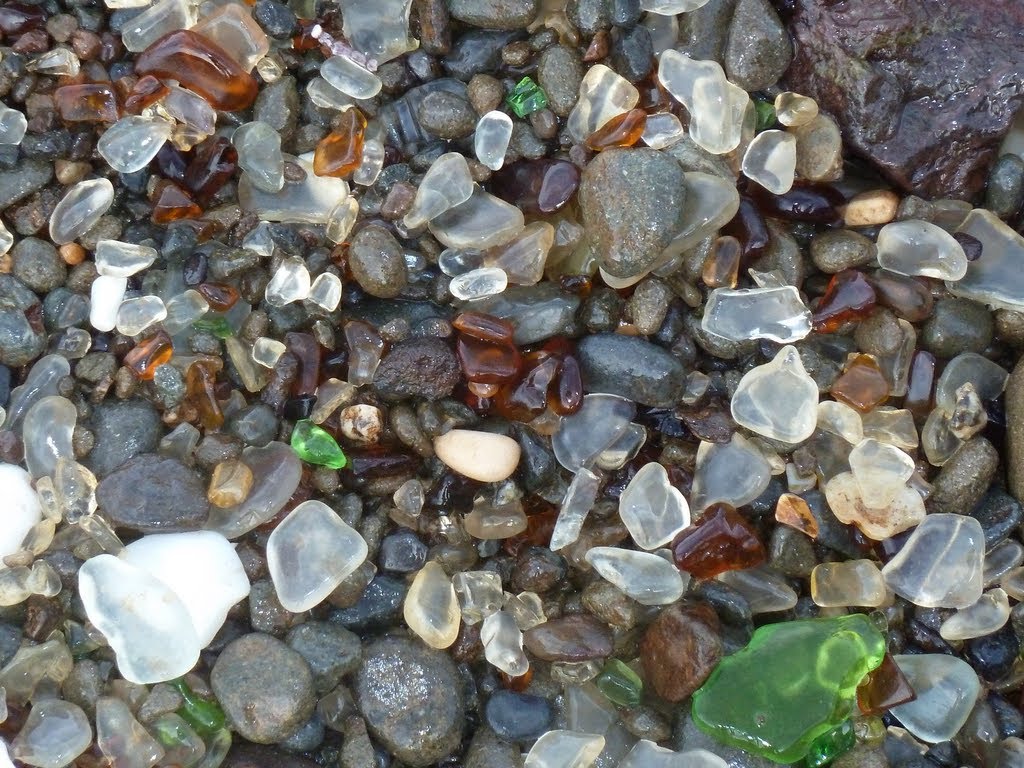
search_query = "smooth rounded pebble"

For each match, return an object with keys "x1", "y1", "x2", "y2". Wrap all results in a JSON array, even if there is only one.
[{"x1": 433, "y1": 429, "x2": 521, "y2": 482}]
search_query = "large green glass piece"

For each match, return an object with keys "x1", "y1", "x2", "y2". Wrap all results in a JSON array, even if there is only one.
[
  {"x1": 171, "y1": 677, "x2": 227, "y2": 737},
  {"x1": 506, "y1": 77, "x2": 548, "y2": 118},
  {"x1": 595, "y1": 659, "x2": 643, "y2": 707},
  {"x1": 291, "y1": 419, "x2": 348, "y2": 469},
  {"x1": 691, "y1": 614, "x2": 886, "y2": 764},
  {"x1": 805, "y1": 720, "x2": 855, "y2": 768}
]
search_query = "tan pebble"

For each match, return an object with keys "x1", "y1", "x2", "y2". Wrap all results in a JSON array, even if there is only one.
[
  {"x1": 339, "y1": 404, "x2": 382, "y2": 444},
  {"x1": 843, "y1": 189, "x2": 900, "y2": 227},
  {"x1": 60, "y1": 243, "x2": 85, "y2": 265},
  {"x1": 433, "y1": 428, "x2": 521, "y2": 482}
]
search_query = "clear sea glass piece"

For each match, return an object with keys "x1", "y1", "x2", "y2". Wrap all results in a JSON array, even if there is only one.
[
  {"x1": 552, "y1": 393, "x2": 636, "y2": 472},
  {"x1": 890, "y1": 654, "x2": 981, "y2": 743},
  {"x1": 339, "y1": 0, "x2": 417, "y2": 64},
  {"x1": 23, "y1": 396, "x2": 76, "y2": 480},
  {"x1": 524, "y1": 730, "x2": 605, "y2": 768},
  {"x1": 10, "y1": 700, "x2": 91, "y2": 768},
  {"x1": 622, "y1": 743, "x2": 726, "y2": 768},
  {"x1": 550, "y1": 468, "x2": 601, "y2": 551},
  {"x1": 731, "y1": 345, "x2": 818, "y2": 443},
  {"x1": 641, "y1": 112, "x2": 684, "y2": 149},
  {"x1": 205, "y1": 442, "x2": 302, "y2": 539},
  {"x1": 690, "y1": 433, "x2": 771, "y2": 512},
  {"x1": 741, "y1": 130, "x2": 796, "y2": 194},
  {"x1": 483, "y1": 221, "x2": 554, "y2": 286},
  {"x1": 121, "y1": 0, "x2": 197, "y2": 52},
  {"x1": 95, "y1": 240, "x2": 157, "y2": 278},
  {"x1": 716, "y1": 566, "x2": 798, "y2": 613},
  {"x1": 7, "y1": 355, "x2": 70, "y2": 433},
  {"x1": 824, "y1": 471, "x2": 924, "y2": 541},
  {"x1": 817, "y1": 401, "x2": 864, "y2": 444},
  {"x1": 96, "y1": 696, "x2": 164, "y2": 768},
  {"x1": 193, "y1": 3, "x2": 269, "y2": 72},
  {"x1": 810, "y1": 559, "x2": 887, "y2": 608},
  {"x1": 585, "y1": 546, "x2": 687, "y2": 605},
  {"x1": 0, "y1": 464, "x2": 41, "y2": 561},
  {"x1": 160, "y1": 85, "x2": 216, "y2": 145},
  {"x1": 162, "y1": 290, "x2": 208, "y2": 335},
  {"x1": 949, "y1": 208, "x2": 1024, "y2": 311},
  {"x1": 449, "y1": 267, "x2": 508, "y2": 301},
  {"x1": 233, "y1": 121, "x2": 285, "y2": 193},
  {"x1": 403, "y1": 152, "x2": 475, "y2": 229},
  {"x1": 322, "y1": 55, "x2": 382, "y2": 99},
  {"x1": 265, "y1": 257, "x2": 311, "y2": 306},
  {"x1": 774, "y1": 92, "x2": 818, "y2": 127},
  {"x1": 309, "y1": 272, "x2": 342, "y2": 311},
  {"x1": 89, "y1": 275, "x2": 127, "y2": 333},
  {"x1": 481, "y1": 609, "x2": 528, "y2": 676},
  {"x1": 0, "y1": 105, "x2": 28, "y2": 145},
  {"x1": 862, "y1": 408, "x2": 918, "y2": 450},
  {"x1": 49, "y1": 178, "x2": 114, "y2": 245},
  {"x1": 429, "y1": 186, "x2": 525, "y2": 251},
  {"x1": 307, "y1": 77, "x2": 356, "y2": 112},
  {"x1": 98, "y1": 115, "x2": 172, "y2": 173},
  {"x1": 567, "y1": 64, "x2": 639, "y2": 143},
  {"x1": 252, "y1": 337, "x2": 286, "y2": 368},
  {"x1": 935, "y1": 353, "x2": 1008, "y2": 413},
  {"x1": 639, "y1": 0, "x2": 710, "y2": 13},
  {"x1": 877, "y1": 220, "x2": 968, "y2": 281},
  {"x1": 848, "y1": 438, "x2": 915, "y2": 508},
  {"x1": 657, "y1": 51, "x2": 748, "y2": 155},
  {"x1": 353, "y1": 138, "x2": 384, "y2": 186},
  {"x1": 659, "y1": 172, "x2": 741, "y2": 260},
  {"x1": 116, "y1": 296, "x2": 167, "y2": 337},
  {"x1": 453, "y1": 571, "x2": 503, "y2": 624},
  {"x1": 475, "y1": 111, "x2": 514, "y2": 171},
  {"x1": 618, "y1": 462, "x2": 689, "y2": 549},
  {"x1": 326, "y1": 197, "x2": 360, "y2": 244},
  {"x1": 939, "y1": 588, "x2": 1010, "y2": 641},
  {"x1": 403, "y1": 561, "x2": 460, "y2": 649},
  {"x1": 239, "y1": 153, "x2": 347, "y2": 223},
  {"x1": 703, "y1": 286, "x2": 811, "y2": 343}
]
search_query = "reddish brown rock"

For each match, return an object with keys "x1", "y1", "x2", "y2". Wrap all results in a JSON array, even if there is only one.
[
  {"x1": 640, "y1": 602, "x2": 722, "y2": 702},
  {"x1": 523, "y1": 614, "x2": 613, "y2": 661},
  {"x1": 783, "y1": 0, "x2": 1024, "y2": 200}
]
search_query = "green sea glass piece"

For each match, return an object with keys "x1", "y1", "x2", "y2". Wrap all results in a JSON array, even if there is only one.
[
  {"x1": 291, "y1": 419, "x2": 348, "y2": 469},
  {"x1": 805, "y1": 720, "x2": 855, "y2": 768},
  {"x1": 193, "y1": 314, "x2": 234, "y2": 338},
  {"x1": 595, "y1": 658, "x2": 643, "y2": 707},
  {"x1": 507, "y1": 77, "x2": 548, "y2": 118},
  {"x1": 691, "y1": 614, "x2": 885, "y2": 764},
  {"x1": 171, "y1": 677, "x2": 227, "y2": 737}
]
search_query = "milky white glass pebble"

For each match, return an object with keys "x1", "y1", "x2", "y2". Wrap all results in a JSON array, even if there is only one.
[
  {"x1": 618, "y1": 462, "x2": 689, "y2": 549},
  {"x1": 265, "y1": 257, "x2": 311, "y2": 306},
  {"x1": 321, "y1": 55, "x2": 383, "y2": 99},
  {"x1": 876, "y1": 220, "x2": 968, "y2": 281},
  {"x1": 585, "y1": 546, "x2": 687, "y2": 605},
  {"x1": 731, "y1": 345, "x2": 818, "y2": 444},
  {"x1": 0, "y1": 105, "x2": 27, "y2": 145},
  {"x1": 266, "y1": 499, "x2": 369, "y2": 612},
  {"x1": 742, "y1": 129, "x2": 797, "y2": 194},
  {"x1": 524, "y1": 731, "x2": 605, "y2": 768},
  {"x1": 403, "y1": 561, "x2": 460, "y2": 649},
  {"x1": 49, "y1": 178, "x2": 114, "y2": 246},
  {"x1": 116, "y1": 296, "x2": 167, "y2": 337},
  {"x1": 890, "y1": 654, "x2": 981, "y2": 743},
  {"x1": 848, "y1": 438, "x2": 915, "y2": 509},
  {"x1": 308, "y1": 272, "x2": 342, "y2": 311},
  {"x1": 0, "y1": 464, "x2": 42, "y2": 563},
  {"x1": 89, "y1": 275, "x2": 127, "y2": 333},
  {"x1": 10, "y1": 700, "x2": 91, "y2": 768},
  {"x1": 657, "y1": 51, "x2": 748, "y2": 155},
  {"x1": 449, "y1": 266, "x2": 508, "y2": 300},
  {"x1": 97, "y1": 116, "x2": 173, "y2": 174},
  {"x1": 474, "y1": 111, "x2": 513, "y2": 171},
  {"x1": 824, "y1": 471, "x2": 925, "y2": 541},
  {"x1": 95, "y1": 240, "x2": 157, "y2": 278}
]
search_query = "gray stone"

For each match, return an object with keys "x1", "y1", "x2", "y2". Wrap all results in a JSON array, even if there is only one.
[
  {"x1": 253, "y1": 76, "x2": 300, "y2": 146},
  {"x1": 627, "y1": 278, "x2": 672, "y2": 335},
  {"x1": 567, "y1": 0, "x2": 609, "y2": 37},
  {"x1": 922, "y1": 298, "x2": 994, "y2": 357},
  {"x1": 467, "y1": 74, "x2": 504, "y2": 115},
  {"x1": 0, "y1": 274, "x2": 44, "y2": 367},
  {"x1": 339, "y1": 717, "x2": 377, "y2": 768},
  {"x1": 464, "y1": 726, "x2": 525, "y2": 768},
  {"x1": 348, "y1": 225, "x2": 408, "y2": 299},
  {"x1": 579, "y1": 148, "x2": 688, "y2": 279},
  {"x1": 969, "y1": 488, "x2": 1023, "y2": 550},
  {"x1": 0, "y1": 159, "x2": 52, "y2": 210},
  {"x1": 723, "y1": 0, "x2": 791, "y2": 90},
  {"x1": 985, "y1": 154, "x2": 1024, "y2": 219},
  {"x1": 1008, "y1": 357, "x2": 1024, "y2": 505},
  {"x1": 810, "y1": 230, "x2": 877, "y2": 274},
  {"x1": 448, "y1": 0, "x2": 539, "y2": 29},
  {"x1": 276, "y1": 715, "x2": 324, "y2": 752},
  {"x1": 678, "y1": 0, "x2": 737, "y2": 62},
  {"x1": 85, "y1": 399, "x2": 162, "y2": 477},
  {"x1": 286, "y1": 622, "x2": 362, "y2": 694},
  {"x1": 768, "y1": 525, "x2": 816, "y2": 578},
  {"x1": 223, "y1": 743, "x2": 320, "y2": 768},
  {"x1": 576, "y1": 333, "x2": 687, "y2": 407},
  {"x1": 211, "y1": 633, "x2": 316, "y2": 744},
  {"x1": 610, "y1": 24, "x2": 654, "y2": 83},
  {"x1": 96, "y1": 454, "x2": 209, "y2": 533},
  {"x1": 926, "y1": 437, "x2": 1000, "y2": 516},
  {"x1": 11, "y1": 238, "x2": 66, "y2": 293},
  {"x1": 853, "y1": 308, "x2": 904, "y2": 357},
  {"x1": 355, "y1": 636, "x2": 464, "y2": 766},
  {"x1": 416, "y1": 90, "x2": 478, "y2": 139},
  {"x1": 372, "y1": 338, "x2": 460, "y2": 401},
  {"x1": 537, "y1": 45, "x2": 584, "y2": 118}
]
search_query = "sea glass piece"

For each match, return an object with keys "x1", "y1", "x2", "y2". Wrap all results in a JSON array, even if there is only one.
[
  {"x1": 716, "y1": 566, "x2": 798, "y2": 614},
  {"x1": 731, "y1": 346, "x2": 818, "y2": 444},
  {"x1": 882, "y1": 514, "x2": 985, "y2": 608},
  {"x1": 49, "y1": 178, "x2": 114, "y2": 245},
  {"x1": 934, "y1": 353, "x2": 1008, "y2": 413},
  {"x1": 641, "y1": 112, "x2": 684, "y2": 149},
  {"x1": 640, "y1": 0, "x2": 710, "y2": 13},
  {"x1": 817, "y1": 401, "x2": 864, "y2": 444},
  {"x1": 96, "y1": 696, "x2": 165, "y2": 768},
  {"x1": 10, "y1": 700, "x2": 91, "y2": 768},
  {"x1": 742, "y1": 130, "x2": 796, "y2": 195},
  {"x1": 95, "y1": 240, "x2": 157, "y2": 278},
  {"x1": 403, "y1": 152, "x2": 474, "y2": 229},
  {"x1": 848, "y1": 438, "x2": 915, "y2": 508},
  {"x1": 703, "y1": 286, "x2": 811, "y2": 343},
  {"x1": 24, "y1": 396, "x2": 76, "y2": 480},
  {"x1": 309, "y1": 272, "x2": 342, "y2": 311},
  {"x1": 890, "y1": 655, "x2": 981, "y2": 743},
  {"x1": 449, "y1": 267, "x2": 508, "y2": 300},
  {"x1": 621, "y1": 742, "x2": 727, "y2": 768},
  {"x1": 339, "y1": 0, "x2": 416, "y2": 64},
  {"x1": 313, "y1": 108, "x2": 367, "y2": 178},
  {"x1": 404, "y1": 561, "x2": 460, "y2": 649},
  {"x1": 660, "y1": 173, "x2": 742, "y2": 260},
  {"x1": 861, "y1": 408, "x2": 918, "y2": 450},
  {"x1": 322, "y1": 55, "x2": 382, "y2": 99},
  {"x1": 949, "y1": 208, "x2": 1024, "y2": 311},
  {"x1": 690, "y1": 433, "x2": 771, "y2": 512},
  {"x1": 193, "y1": 2, "x2": 268, "y2": 72},
  {"x1": 876, "y1": 220, "x2": 968, "y2": 281},
  {"x1": 481, "y1": 609, "x2": 529, "y2": 676},
  {"x1": 0, "y1": 105, "x2": 27, "y2": 144},
  {"x1": 89, "y1": 275, "x2": 127, "y2": 333},
  {"x1": 429, "y1": 187, "x2": 525, "y2": 251},
  {"x1": 831, "y1": 354, "x2": 890, "y2": 413},
  {"x1": 239, "y1": 153, "x2": 348, "y2": 223},
  {"x1": 266, "y1": 257, "x2": 311, "y2": 306},
  {"x1": 811, "y1": 560, "x2": 887, "y2": 608},
  {"x1": 116, "y1": 296, "x2": 167, "y2": 336},
  {"x1": 205, "y1": 442, "x2": 302, "y2": 539},
  {"x1": 552, "y1": 393, "x2": 636, "y2": 472},
  {"x1": 938, "y1": 588, "x2": 1010, "y2": 641},
  {"x1": 233, "y1": 121, "x2": 285, "y2": 193},
  {"x1": 453, "y1": 571, "x2": 503, "y2": 624},
  {"x1": 672, "y1": 503, "x2": 765, "y2": 578},
  {"x1": 291, "y1": 420, "x2": 347, "y2": 469},
  {"x1": 353, "y1": 137, "x2": 384, "y2": 185},
  {"x1": 121, "y1": 0, "x2": 196, "y2": 51},
  {"x1": 567, "y1": 64, "x2": 639, "y2": 143},
  {"x1": 856, "y1": 652, "x2": 916, "y2": 716},
  {"x1": 618, "y1": 462, "x2": 689, "y2": 550},
  {"x1": 657, "y1": 51, "x2": 748, "y2": 155},
  {"x1": 506, "y1": 77, "x2": 548, "y2": 118},
  {"x1": 775, "y1": 92, "x2": 818, "y2": 127},
  {"x1": 550, "y1": 468, "x2": 601, "y2": 551},
  {"x1": 266, "y1": 499, "x2": 368, "y2": 612},
  {"x1": 524, "y1": 730, "x2": 605, "y2": 768},
  {"x1": 775, "y1": 493, "x2": 819, "y2": 538},
  {"x1": 475, "y1": 111, "x2": 513, "y2": 171},
  {"x1": 98, "y1": 115, "x2": 172, "y2": 173},
  {"x1": 691, "y1": 614, "x2": 886, "y2": 763},
  {"x1": 824, "y1": 471, "x2": 924, "y2": 541},
  {"x1": 585, "y1": 546, "x2": 687, "y2": 605},
  {"x1": 344, "y1": 320, "x2": 384, "y2": 386},
  {"x1": 483, "y1": 221, "x2": 554, "y2": 286},
  {"x1": 0, "y1": 464, "x2": 41, "y2": 561}
]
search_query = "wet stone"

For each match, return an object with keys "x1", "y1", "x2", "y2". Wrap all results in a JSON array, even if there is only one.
[
  {"x1": 417, "y1": 91, "x2": 479, "y2": 139},
  {"x1": 211, "y1": 633, "x2": 316, "y2": 744},
  {"x1": 927, "y1": 438, "x2": 999, "y2": 517},
  {"x1": 86, "y1": 399, "x2": 162, "y2": 477},
  {"x1": 576, "y1": 333, "x2": 687, "y2": 407},
  {"x1": 810, "y1": 230, "x2": 877, "y2": 274},
  {"x1": 355, "y1": 636, "x2": 464, "y2": 766},
  {"x1": 12, "y1": 238, "x2": 66, "y2": 293},
  {"x1": 922, "y1": 298, "x2": 993, "y2": 358},
  {"x1": 970, "y1": 489, "x2": 1023, "y2": 550},
  {"x1": 985, "y1": 154, "x2": 1024, "y2": 219},
  {"x1": 485, "y1": 691, "x2": 552, "y2": 741},
  {"x1": 537, "y1": 45, "x2": 584, "y2": 118},
  {"x1": 723, "y1": 0, "x2": 791, "y2": 91},
  {"x1": 640, "y1": 602, "x2": 722, "y2": 703},
  {"x1": 448, "y1": 0, "x2": 539, "y2": 30},
  {"x1": 465, "y1": 727, "x2": 525, "y2": 768},
  {"x1": 379, "y1": 530, "x2": 428, "y2": 572},
  {"x1": 349, "y1": 226, "x2": 408, "y2": 299},
  {"x1": 372, "y1": 338, "x2": 460, "y2": 401},
  {"x1": 523, "y1": 614, "x2": 613, "y2": 661},
  {"x1": 285, "y1": 622, "x2": 362, "y2": 695},
  {"x1": 96, "y1": 454, "x2": 208, "y2": 533}
]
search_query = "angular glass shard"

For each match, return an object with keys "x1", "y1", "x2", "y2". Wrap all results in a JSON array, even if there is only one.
[
  {"x1": 882, "y1": 513, "x2": 985, "y2": 608},
  {"x1": 824, "y1": 471, "x2": 924, "y2": 541},
  {"x1": 307, "y1": 77, "x2": 356, "y2": 112},
  {"x1": 192, "y1": 3, "x2": 269, "y2": 73},
  {"x1": 585, "y1": 546, "x2": 687, "y2": 605},
  {"x1": 160, "y1": 85, "x2": 216, "y2": 146},
  {"x1": 233, "y1": 122, "x2": 285, "y2": 194},
  {"x1": 483, "y1": 221, "x2": 554, "y2": 286},
  {"x1": 121, "y1": 0, "x2": 197, "y2": 52},
  {"x1": 810, "y1": 560, "x2": 887, "y2": 608},
  {"x1": 344, "y1": 320, "x2": 384, "y2": 386},
  {"x1": 703, "y1": 286, "x2": 811, "y2": 343},
  {"x1": 265, "y1": 257, "x2": 311, "y2": 306},
  {"x1": 550, "y1": 468, "x2": 601, "y2": 551},
  {"x1": 403, "y1": 152, "x2": 474, "y2": 229},
  {"x1": 309, "y1": 272, "x2": 342, "y2": 311},
  {"x1": 848, "y1": 438, "x2": 915, "y2": 509},
  {"x1": 524, "y1": 730, "x2": 605, "y2": 768},
  {"x1": 641, "y1": 112, "x2": 684, "y2": 149},
  {"x1": 742, "y1": 130, "x2": 796, "y2": 195},
  {"x1": 339, "y1": 0, "x2": 416, "y2": 64},
  {"x1": 266, "y1": 499, "x2": 368, "y2": 612},
  {"x1": 96, "y1": 696, "x2": 165, "y2": 768},
  {"x1": 238, "y1": 153, "x2": 348, "y2": 223},
  {"x1": 552, "y1": 393, "x2": 636, "y2": 472},
  {"x1": 877, "y1": 220, "x2": 968, "y2": 281},
  {"x1": 404, "y1": 561, "x2": 460, "y2": 649},
  {"x1": 861, "y1": 408, "x2": 918, "y2": 450},
  {"x1": 618, "y1": 462, "x2": 689, "y2": 550},
  {"x1": 205, "y1": 442, "x2": 302, "y2": 539},
  {"x1": 481, "y1": 609, "x2": 529, "y2": 677},
  {"x1": 98, "y1": 115, "x2": 173, "y2": 173},
  {"x1": 935, "y1": 352, "x2": 1008, "y2": 413},
  {"x1": 79, "y1": 554, "x2": 201, "y2": 684},
  {"x1": 453, "y1": 571, "x2": 503, "y2": 624},
  {"x1": 10, "y1": 700, "x2": 91, "y2": 768},
  {"x1": 716, "y1": 566, "x2": 798, "y2": 613},
  {"x1": 567, "y1": 64, "x2": 639, "y2": 143},
  {"x1": 475, "y1": 111, "x2": 513, "y2": 171},
  {"x1": 449, "y1": 267, "x2": 508, "y2": 300},
  {"x1": 657, "y1": 51, "x2": 748, "y2": 155},
  {"x1": 690, "y1": 433, "x2": 772, "y2": 512},
  {"x1": 731, "y1": 346, "x2": 818, "y2": 444},
  {"x1": 939, "y1": 588, "x2": 1010, "y2": 641},
  {"x1": 49, "y1": 178, "x2": 114, "y2": 245},
  {"x1": 95, "y1": 240, "x2": 157, "y2": 278},
  {"x1": 116, "y1": 296, "x2": 167, "y2": 336},
  {"x1": 817, "y1": 401, "x2": 864, "y2": 444},
  {"x1": 505, "y1": 591, "x2": 546, "y2": 631},
  {"x1": 322, "y1": 55, "x2": 382, "y2": 99},
  {"x1": 326, "y1": 197, "x2": 360, "y2": 244},
  {"x1": 890, "y1": 655, "x2": 981, "y2": 743}
]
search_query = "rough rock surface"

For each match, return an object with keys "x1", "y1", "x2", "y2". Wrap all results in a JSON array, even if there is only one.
[{"x1": 783, "y1": 0, "x2": 1024, "y2": 200}]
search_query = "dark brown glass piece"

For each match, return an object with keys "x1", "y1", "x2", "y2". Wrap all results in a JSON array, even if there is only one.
[
  {"x1": 0, "y1": 4, "x2": 45, "y2": 36},
  {"x1": 671, "y1": 503, "x2": 766, "y2": 578},
  {"x1": 831, "y1": 354, "x2": 890, "y2": 412},
  {"x1": 857, "y1": 653, "x2": 916, "y2": 715},
  {"x1": 552, "y1": 353, "x2": 582, "y2": 415},
  {"x1": 53, "y1": 84, "x2": 119, "y2": 123},
  {"x1": 124, "y1": 331, "x2": 174, "y2": 381},
  {"x1": 196, "y1": 282, "x2": 239, "y2": 312},
  {"x1": 185, "y1": 136, "x2": 238, "y2": 205},
  {"x1": 453, "y1": 311, "x2": 514, "y2": 344},
  {"x1": 186, "y1": 360, "x2": 223, "y2": 430},
  {"x1": 151, "y1": 181, "x2": 202, "y2": 224},
  {"x1": 750, "y1": 182, "x2": 845, "y2": 225},
  {"x1": 490, "y1": 160, "x2": 580, "y2": 215},
  {"x1": 494, "y1": 353, "x2": 559, "y2": 421},
  {"x1": 812, "y1": 269, "x2": 877, "y2": 332},
  {"x1": 134, "y1": 30, "x2": 259, "y2": 111},
  {"x1": 457, "y1": 337, "x2": 521, "y2": 385},
  {"x1": 284, "y1": 332, "x2": 321, "y2": 398},
  {"x1": 723, "y1": 196, "x2": 770, "y2": 261},
  {"x1": 585, "y1": 108, "x2": 647, "y2": 151}
]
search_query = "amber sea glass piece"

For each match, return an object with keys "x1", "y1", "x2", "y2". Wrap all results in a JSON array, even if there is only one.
[
  {"x1": 494, "y1": 353, "x2": 559, "y2": 421},
  {"x1": 313, "y1": 109, "x2": 367, "y2": 178},
  {"x1": 457, "y1": 337, "x2": 521, "y2": 385},
  {"x1": 702, "y1": 235, "x2": 742, "y2": 288},
  {"x1": 453, "y1": 312, "x2": 515, "y2": 344},
  {"x1": 831, "y1": 355, "x2": 890, "y2": 413},
  {"x1": 723, "y1": 196, "x2": 770, "y2": 261},
  {"x1": 196, "y1": 282, "x2": 239, "y2": 312},
  {"x1": 812, "y1": 270, "x2": 876, "y2": 332},
  {"x1": 775, "y1": 492, "x2": 819, "y2": 539},
  {"x1": 124, "y1": 75, "x2": 170, "y2": 113},
  {"x1": 151, "y1": 181, "x2": 202, "y2": 224},
  {"x1": 134, "y1": 30, "x2": 259, "y2": 111},
  {"x1": 54, "y1": 84, "x2": 119, "y2": 123},
  {"x1": 857, "y1": 652, "x2": 917, "y2": 716},
  {"x1": 184, "y1": 136, "x2": 238, "y2": 205},
  {"x1": 186, "y1": 359, "x2": 224, "y2": 430},
  {"x1": 124, "y1": 331, "x2": 174, "y2": 380},
  {"x1": 585, "y1": 108, "x2": 647, "y2": 151},
  {"x1": 671, "y1": 503, "x2": 766, "y2": 578}
]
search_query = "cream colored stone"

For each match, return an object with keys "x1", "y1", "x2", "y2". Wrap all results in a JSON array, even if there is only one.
[
  {"x1": 433, "y1": 429, "x2": 521, "y2": 482},
  {"x1": 843, "y1": 189, "x2": 900, "y2": 227}
]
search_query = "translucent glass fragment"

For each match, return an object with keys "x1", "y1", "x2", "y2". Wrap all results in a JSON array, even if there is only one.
[
  {"x1": 877, "y1": 220, "x2": 968, "y2": 281},
  {"x1": 731, "y1": 346, "x2": 818, "y2": 443},
  {"x1": 321, "y1": 55, "x2": 382, "y2": 99},
  {"x1": 657, "y1": 51, "x2": 748, "y2": 155},
  {"x1": 690, "y1": 433, "x2": 772, "y2": 512},
  {"x1": 265, "y1": 257, "x2": 311, "y2": 306},
  {"x1": 703, "y1": 286, "x2": 811, "y2": 343},
  {"x1": 121, "y1": 0, "x2": 197, "y2": 52},
  {"x1": 449, "y1": 267, "x2": 508, "y2": 300},
  {"x1": 403, "y1": 152, "x2": 475, "y2": 229},
  {"x1": 949, "y1": 208, "x2": 1024, "y2": 311},
  {"x1": 567, "y1": 64, "x2": 639, "y2": 143},
  {"x1": 95, "y1": 240, "x2": 157, "y2": 278},
  {"x1": 116, "y1": 296, "x2": 167, "y2": 336},
  {"x1": 741, "y1": 130, "x2": 796, "y2": 194},
  {"x1": 0, "y1": 105, "x2": 27, "y2": 145},
  {"x1": 524, "y1": 730, "x2": 605, "y2": 768},
  {"x1": 403, "y1": 561, "x2": 460, "y2": 649},
  {"x1": 618, "y1": 462, "x2": 689, "y2": 549},
  {"x1": 49, "y1": 178, "x2": 114, "y2": 245},
  {"x1": 98, "y1": 116, "x2": 173, "y2": 173},
  {"x1": 233, "y1": 121, "x2": 285, "y2": 193},
  {"x1": 890, "y1": 655, "x2": 981, "y2": 743},
  {"x1": 238, "y1": 153, "x2": 347, "y2": 223},
  {"x1": 585, "y1": 546, "x2": 686, "y2": 605},
  {"x1": 550, "y1": 468, "x2": 601, "y2": 551},
  {"x1": 475, "y1": 111, "x2": 514, "y2": 171},
  {"x1": 939, "y1": 588, "x2": 1010, "y2": 641},
  {"x1": 481, "y1": 610, "x2": 529, "y2": 677}
]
